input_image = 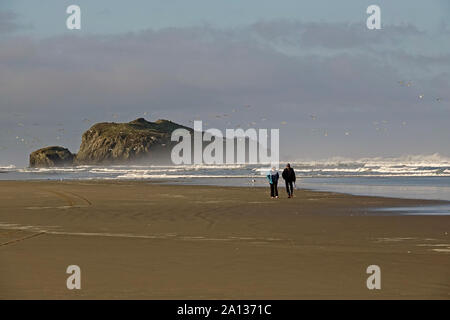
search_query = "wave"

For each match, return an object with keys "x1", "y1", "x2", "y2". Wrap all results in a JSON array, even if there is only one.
[
  {"x1": 2, "y1": 154, "x2": 450, "y2": 180},
  {"x1": 89, "y1": 168, "x2": 184, "y2": 174},
  {"x1": 18, "y1": 167, "x2": 88, "y2": 173},
  {"x1": 116, "y1": 173, "x2": 256, "y2": 179},
  {"x1": 290, "y1": 153, "x2": 450, "y2": 168},
  {"x1": 0, "y1": 165, "x2": 16, "y2": 171}
]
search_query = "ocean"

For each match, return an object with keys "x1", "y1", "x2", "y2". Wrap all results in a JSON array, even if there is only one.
[{"x1": 1, "y1": 158, "x2": 450, "y2": 205}]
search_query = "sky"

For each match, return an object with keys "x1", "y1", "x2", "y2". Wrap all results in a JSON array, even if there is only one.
[{"x1": 1, "y1": 1, "x2": 450, "y2": 166}]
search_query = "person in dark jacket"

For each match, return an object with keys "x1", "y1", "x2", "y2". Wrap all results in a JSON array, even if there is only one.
[
  {"x1": 282, "y1": 163, "x2": 296, "y2": 198},
  {"x1": 266, "y1": 167, "x2": 279, "y2": 198}
]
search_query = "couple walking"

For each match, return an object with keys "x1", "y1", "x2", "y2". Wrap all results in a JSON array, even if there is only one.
[{"x1": 267, "y1": 164, "x2": 296, "y2": 199}]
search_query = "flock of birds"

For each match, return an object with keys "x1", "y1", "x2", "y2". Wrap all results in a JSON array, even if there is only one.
[
  {"x1": 398, "y1": 80, "x2": 442, "y2": 102},
  {"x1": 181, "y1": 79, "x2": 444, "y2": 138},
  {"x1": 1, "y1": 79, "x2": 446, "y2": 153}
]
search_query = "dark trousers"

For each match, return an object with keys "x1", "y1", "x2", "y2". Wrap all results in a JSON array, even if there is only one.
[
  {"x1": 285, "y1": 181, "x2": 294, "y2": 196},
  {"x1": 270, "y1": 182, "x2": 278, "y2": 197}
]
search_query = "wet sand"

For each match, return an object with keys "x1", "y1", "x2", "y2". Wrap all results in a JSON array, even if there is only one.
[{"x1": 0, "y1": 180, "x2": 449, "y2": 299}]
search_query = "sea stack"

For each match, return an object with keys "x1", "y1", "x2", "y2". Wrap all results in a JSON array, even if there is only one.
[
  {"x1": 74, "y1": 118, "x2": 192, "y2": 165},
  {"x1": 29, "y1": 146, "x2": 74, "y2": 168}
]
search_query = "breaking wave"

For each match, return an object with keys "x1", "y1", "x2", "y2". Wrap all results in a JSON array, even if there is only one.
[
  {"x1": 0, "y1": 165, "x2": 16, "y2": 171},
  {"x1": 1, "y1": 154, "x2": 450, "y2": 180}
]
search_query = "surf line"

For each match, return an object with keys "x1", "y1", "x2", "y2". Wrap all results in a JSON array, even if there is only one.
[{"x1": 0, "y1": 232, "x2": 46, "y2": 247}]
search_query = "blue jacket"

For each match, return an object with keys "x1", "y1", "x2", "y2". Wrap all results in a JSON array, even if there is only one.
[{"x1": 266, "y1": 171, "x2": 279, "y2": 184}]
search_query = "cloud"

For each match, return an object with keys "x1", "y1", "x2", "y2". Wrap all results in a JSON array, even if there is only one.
[
  {"x1": 0, "y1": 23, "x2": 446, "y2": 115},
  {"x1": 0, "y1": 11, "x2": 27, "y2": 34},
  {"x1": 247, "y1": 20, "x2": 423, "y2": 50},
  {"x1": 0, "y1": 21, "x2": 449, "y2": 163}
]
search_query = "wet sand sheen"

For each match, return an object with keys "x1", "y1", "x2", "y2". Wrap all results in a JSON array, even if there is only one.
[{"x1": 0, "y1": 180, "x2": 449, "y2": 299}]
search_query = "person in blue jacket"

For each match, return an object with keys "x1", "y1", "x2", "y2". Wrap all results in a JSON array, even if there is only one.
[{"x1": 266, "y1": 167, "x2": 279, "y2": 198}]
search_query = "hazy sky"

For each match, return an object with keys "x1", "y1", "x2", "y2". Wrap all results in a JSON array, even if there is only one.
[{"x1": 1, "y1": 1, "x2": 449, "y2": 166}]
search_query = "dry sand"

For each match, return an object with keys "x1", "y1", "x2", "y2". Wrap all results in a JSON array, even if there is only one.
[{"x1": 0, "y1": 180, "x2": 449, "y2": 299}]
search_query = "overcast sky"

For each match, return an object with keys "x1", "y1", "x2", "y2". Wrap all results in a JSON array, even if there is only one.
[{"x1": 1, "y1": 1, "x2": 449, "y2": 166}]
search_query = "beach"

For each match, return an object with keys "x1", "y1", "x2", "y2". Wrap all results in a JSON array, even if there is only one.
[{"x1": 0, "y1": 180, "x2": 449, "y2": 299}]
